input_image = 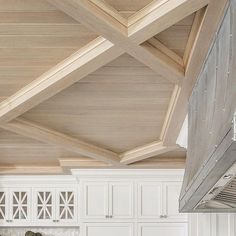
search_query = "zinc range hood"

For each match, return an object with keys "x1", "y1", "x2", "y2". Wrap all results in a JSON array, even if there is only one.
[{"x1": 179, "y1": 0, "x2": 236, "y2": 213}]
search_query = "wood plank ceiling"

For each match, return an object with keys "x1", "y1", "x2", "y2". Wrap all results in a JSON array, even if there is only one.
[{"x1": 0, "y1": 0, "x2": 228, "y2": 174}]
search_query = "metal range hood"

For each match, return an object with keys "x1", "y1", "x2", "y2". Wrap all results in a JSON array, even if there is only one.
[{"x1": 179, "y1": 0, "x2": 236, "y2": 213}]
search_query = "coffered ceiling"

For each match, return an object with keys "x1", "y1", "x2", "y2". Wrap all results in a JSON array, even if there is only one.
[{"x1": 0, "y1": 0, "x2": 228, "y2": 174}]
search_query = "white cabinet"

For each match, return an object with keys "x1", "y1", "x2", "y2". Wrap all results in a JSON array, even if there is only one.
[
  {"x1": 33, "y1": 187, "x2": 77, "y2": 225},
  {"x1": 0, "y1": 189, "x2": 8, "y2": 224},
  {"x1": 57, "y1": 189, "x2": 77, "y2": 223},
  {"x1": 163, "y1": 182, "x2": 187, "y2": 221},
  {"x1": 83, "y1": 223, "x2": 133, "y2": 236},
  {"x1": 0, "y1": 188, "x2": 31, "y2": 225},
  {"x1": 138, "y1": 182, "x2": 162, "y2": 219},
  {"x1": 9, "y1": 189, "x2": 31, "y2": 225},
  {"x1": 83, "y1": 182, "x2": 108, "y2": 219},
  {"x1": 138, "y1": 181, "x2": 187, "y2": 221},
  {"x1": 82, "y1": 181, "x2": 134, "y2": 220},
  {"x1": 138, "y1": 223, "x2": 188, "y2": 236},
  {"x1": 33, "y1": 188, "x2": 55, "y2": 224},
  {"x1": 109, "y1": 182, "x2": 133, "y2": 219}
]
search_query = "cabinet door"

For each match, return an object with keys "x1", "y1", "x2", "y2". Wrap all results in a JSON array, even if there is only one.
[
  {"x1": 83, "y1": 223, "x2": 133, "y2": 236},
  {"x1": 56, "y1": 188, "x2": 77, "y2": 224},
  {"x1": 138, "y1": 223, "x2": 187, "y2": 236},
  {"x1": 163, "y1": 182, "x2": 187, "y2": 221},
  {"x1": 9, "y1": 188, "x2": 31, "y2": 224},
  {"x1": 33, "y1": 188, "x2": 55, "y2": 224},
  {"x1": 138, "y1": 182, "x2": 162, "y2": 219},
  {"x1": 0, "y1": 189, "x2": 9, "y2": 224},
  {"x1": 109, "y1": 181, "x2": 134, "y2": 219},
  {"x1": 83, "y1": 182, "x2": 108, "y2": 219}
]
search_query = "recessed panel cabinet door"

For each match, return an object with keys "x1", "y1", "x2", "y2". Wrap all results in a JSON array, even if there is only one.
[
  {"x1": 109, "y1": 182, "x2": 134, "y2": 219},
  {"x1": 84, "y1": 223, "x2": 133, "y2": 236},
  {"x1": 9, "y1": 188, "x2": 31, "y2": 224},
  {"x1": 163, "y1": 182, "x2": 187, "y2": 220},
  {"x1": 83, "y1": 182, "x2": 108, "y2": 219},
  {"x1": 138, "y1": 223, "x2": 188, "y2": 236},
  {"x1": 138, "y1": 182, "x2": 162, "y2": 219}
]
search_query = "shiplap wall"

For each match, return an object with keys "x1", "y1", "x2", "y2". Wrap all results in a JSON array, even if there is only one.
[
  {"x1": 189, "y1": 214, "x2": 236, "y2": 236},
  {"x1": 0, "y1": 227, "x2": 79, "y2": 236}
]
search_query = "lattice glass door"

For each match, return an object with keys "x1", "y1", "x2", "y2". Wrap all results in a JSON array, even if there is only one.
[
  {"x1": 10, "y1": 189, "x2": 30, "y2": 222},
  {"x1": 56, "y1": 189, "x2": 77, "y2": 223},
  {"x1": 0, "y1": 189, "x2": 8, "y2": 223},
  {"x1": 35, "y1": 190, "x2": 55, "y2": 222}
]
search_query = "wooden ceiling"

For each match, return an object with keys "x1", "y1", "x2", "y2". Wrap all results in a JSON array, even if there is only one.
[{"x1": 0, "y1": 0, "x2": 228, "y2": 174}]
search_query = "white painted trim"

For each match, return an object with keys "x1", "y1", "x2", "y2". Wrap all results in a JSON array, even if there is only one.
[{"x1": 71, "y1": 169, "x2": 184, "y2": 178}]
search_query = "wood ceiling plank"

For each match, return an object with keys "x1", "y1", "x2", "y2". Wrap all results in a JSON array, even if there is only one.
[
  {"x1": 22, "y1": 53, "x2": 173, "y2": 153},
  {"x1": 0, "y1": 37, "x2": 123, "y2": 124},
  {"x1": 162, "y1": 0, "x2": 229, "y2": 145},
  {"x1": 2, "y1": 118, "x2": 121, "y2": 166}
]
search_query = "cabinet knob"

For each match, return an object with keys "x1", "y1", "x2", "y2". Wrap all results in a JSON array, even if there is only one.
[
  {"x1": 105, "y1": 215, "x2": 109, "y2": 218},
  {"x1": 53, "y1": 219, "x2": 59, "y2": 222},
  {"x1": 109, "y1": 215, "x2": 113, "y2": 218},
  {"x1": 160, "y1": 215, "x2": 168, "y2": 218},
  {"x1": 6, "y1": 220, "x2": 13, "y2": 223}
]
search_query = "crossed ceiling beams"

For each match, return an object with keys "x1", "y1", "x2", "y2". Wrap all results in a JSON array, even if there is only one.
[{"x1": 0, "y1": 0, "x2": 229, "y2": 170}]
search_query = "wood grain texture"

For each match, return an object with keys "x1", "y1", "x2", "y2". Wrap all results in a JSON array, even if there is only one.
[
  {"x1": 23, "y1": 54, "x2": 174, "y2": 153},
  {"x1": 0, "y1": 129, "x2": 79, "y2": 166},
  {"x1": 155, "y1": 13, "x2": 195, "y2": 57},
  {"x1": 184, "y1": 4, "x2": 236, "y2": 190},
  {"x1": 3, "y1": 118, "x2": 121, "y2": 165},
  {"x1": 0, "y1": 0, "x2": 97, "y2": 104},
  {"x1": 162, "y1": 0, "x2": 229, "y2": 146}
]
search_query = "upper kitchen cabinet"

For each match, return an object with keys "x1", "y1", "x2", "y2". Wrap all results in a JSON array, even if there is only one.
[
  {"x1": 138, "y1": 181, "x2": 187, "y2": 221},
  {"x1": 81, "y1": 181, "x2": 134, "y2": 221}
]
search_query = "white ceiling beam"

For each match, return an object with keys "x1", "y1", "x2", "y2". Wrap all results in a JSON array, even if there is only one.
[
  {"x1": 120, "y1": 141, "x2": 178, "y2": 165},
  {"x1": 2, "y1": 118, "x2": 122, "y2": 166},
  {"x1": 162, "y1": 0, "x2": 229, "y2": 145},
  {"x1": 0, "y1": 37, "x2": 123, "y2": 125}
]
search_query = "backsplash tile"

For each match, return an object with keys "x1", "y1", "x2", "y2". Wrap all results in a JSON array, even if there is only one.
[{"x1": 0, "y1": 227, "x2": 80, "y2": 236}]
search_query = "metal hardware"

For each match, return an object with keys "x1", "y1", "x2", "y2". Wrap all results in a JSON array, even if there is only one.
[
  {"x1": 53, "y1": 219, "x2": 59, "y2": 222},
  {"x1": 105, "y1": 215, "x2": 109, "y2": 218},
  {"x1": 109, "y1": 215, "x2": 113, "y2": 218},
  {"x1": 160, "y1": 215, "x2": 168, "y2": 218},
  {"x1": 6, "y1": 220, "x2": 13, "y2": 223}
]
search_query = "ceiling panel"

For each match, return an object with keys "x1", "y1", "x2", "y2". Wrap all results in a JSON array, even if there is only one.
[{"x1": 23, "y1": 54, "x2": 174, "y2": 153}]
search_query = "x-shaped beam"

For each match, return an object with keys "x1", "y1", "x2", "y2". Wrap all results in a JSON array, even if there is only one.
[{"x1": 0, "y1": 0, "x2": 226, "y2": 167}]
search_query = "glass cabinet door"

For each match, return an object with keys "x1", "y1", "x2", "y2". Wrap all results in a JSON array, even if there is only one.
[
  {"x1": 56, "y1": 189, "x2": 77, "y2": 223},
  {"x1": 0, "y1": 189, "x2": 8, "y2": 223},
  {"x1": 34, "y1": 189, "x2": 55, "y2": 223},
  {"x1": 9, "y1": 189, "x2": 30, "y2": 223}
]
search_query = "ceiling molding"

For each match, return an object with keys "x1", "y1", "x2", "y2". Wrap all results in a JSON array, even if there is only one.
[
  {"x1": 0, "y1": 37, "x2": 123, "y2": 125},
  {"x1": 120, "y1": 141, "x2": 179, "y2": 165},
  {"x1": 49, "y1": 0, "x2": 186, "y2": 82},
  {"x1": 2, "y1": 118, "x2": 122, "y2": 166}
]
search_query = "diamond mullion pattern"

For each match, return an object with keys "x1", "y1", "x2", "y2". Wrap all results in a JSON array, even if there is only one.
[
  {"x1": 36, "y1": 191, "x2": 53, "y2": 220},
  {"x1": 12, "y1": 191, "x2": 29, "y2": 220},
  {"x1": 58, "y1": 191, "x2": 75, "y2": 220}
]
